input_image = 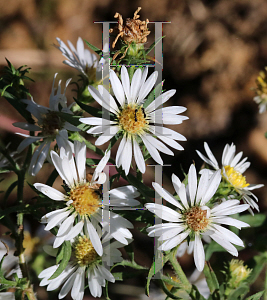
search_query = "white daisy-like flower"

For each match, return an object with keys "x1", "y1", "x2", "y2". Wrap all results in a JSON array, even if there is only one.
[
  {"x1": 13, "y1": 74, "x2": 79, "y2": 176},
  {"x1": 196, "y1": 142, "x2": 264, "y2": 214},
  {"x1": 56, "y1": 37, "x2": 108, "y2": 83},
  {"x1": 80, "y1": 66, "x2": 188, "y2": 175},
  {"x1": 145, "y1": 164, "x2": 250, "y2": 271},
  {"x1": 39, "y1": 234, "x2": 123, "y2": 299},
  {"x1": 34, "y1": 141, "x2": 139, "y2": 255}
]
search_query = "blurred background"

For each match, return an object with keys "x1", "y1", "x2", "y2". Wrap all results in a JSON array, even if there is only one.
[{"x1": 1, "y1": 0, "x2": 267, "y2": 299}]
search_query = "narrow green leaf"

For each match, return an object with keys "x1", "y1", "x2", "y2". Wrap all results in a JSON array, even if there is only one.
[
  {"x1": 245, "y1": 291, "x2": 265, "y2": 300},
  {"x1": 84, "y1": 40, "x2": 102, "y2": 55},
  {"x1": 56, "y1": 244, "x2": 65, "y2": 264},
  {"x1": 145, "y1": 36, "x2": 164, "y2": 55},
  {"x1": 238, "y1": 214, "x2": 266, "y2": 227},
  {"x1": 160, "y1": 280, "x2": 183, "y2": 299},
  {"x1": 49, "y1": 241, "x2": 71, "y2": 280},
  {"x1": 3, "y1": 180, "x2": 18, "y2": 205},
  {"x1": 246, "y1": 253, "x2": 267, "y2": 285},
  {"x1": 146, "y1": 252, "x2": 172, "y2": 296},
  {"x1": 227, "y1": 283, "x2": 249, "y2": 299},
  {"x1": 203, "y1": 262, "x2": 219, "y2": 294}
]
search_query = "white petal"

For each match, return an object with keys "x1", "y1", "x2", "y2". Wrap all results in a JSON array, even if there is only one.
[
  {"x1": 188, "y1": 165, "x2": 197, "y2": 206},
  {"x1": 196, "y1": 170, "x2": 209, "y2": 205},
  {"x1": 17, "y1": 136, "x2": 41, "y2": 152},
  {"x1": 44, "y1": 211, "x2": 70, "y2": 231},
  {"x1": 146, "y1": 89, "x2": 176, "y2": 113},
  {"x1": 140, "y1": 134, "x2": 163, "y2": 165},
  {"x1": 133, "y1": 139, "x2": 146, "y2": 173},
  {"x1": 159, "y1": 231, "x2": 189, "y2": 251},
  {"x1": 65, "y1": 221, "x2": 84, "y2": 240},
  {"x1": 116, "y1": 135, "x2": 127, "y2": 167},
  {"x1": 74, "y1": 141, "x2": 86, "y2": 182},
  {"x1": 152, "y1": 182, "x2": 183, "y2": 209},
  {"x1": 13, "y1": 122, "x2": 41, "y2": 131},
  {"x1": 71, "y1": 269, "x2": 84, "y2": 300},
  {"x1": 212, "y1": 216, "x2": 249, "y2": 229},
  {"x1": 212, "y1": 224, "x2": 244, "y2": 247},
  {"x1": 92, "y1": 150, "x2": 110, "y2": 182},
  {"x1": 56, "y1": 214, "x2": 75, "y2": 237},
  {"x1": 201, "y1": 170, "x2": 221, "y2": 205},
  {"x1": 193, "y1": 235, "x2": 205, "y2": 271},
  {"x1": 204, "y1": 142, "x2": 219, "y2": 169},
  {"x1": 158, "y1": 226, "x2": 185, "y2": 241},
  {"x1": 120, "y1": 138, "x2": 132, "y2": 175},
  {"x1": 121, "y1": 66, "x2": 131, "y2": 102},
  {"x1": 130, "y1": 68, "x2": 142, "y2": 103},
  {"x1": 210, "y1": 233, "x2": 238, "y2": 256},
  {"x1": 110, "y1": 69, "x2": 125, "y2": 106},
  {"x1": 177, "y1": 183, "x2": 189, "y2": 209},
  {"x1": 85, "y1": 218, "x2": 103, "y2": 256},
  {"x1": 145, "y1": 203, "x2": 182, "y2": 222},
  {"x1": 137, "y1": 71, "x2": 157, "y2": 104},
  {"x1": 95, "y1": 126, "x2": 119, "y2": 146},
  {"x1": 34, "y1": 183, "x2": 65, "y2": 201},
  {"x1": 97, "y1": 265, "x2": 115, "y2": 283}
]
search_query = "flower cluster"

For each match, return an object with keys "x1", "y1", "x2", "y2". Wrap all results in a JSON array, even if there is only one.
[{"x1": 0, "y1": 7, "x2": 265, "y2": 300}]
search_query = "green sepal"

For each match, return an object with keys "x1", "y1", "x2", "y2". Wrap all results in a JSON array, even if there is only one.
[{"x1": 49, "y1": 241, "x2": 72, "y2": 280}]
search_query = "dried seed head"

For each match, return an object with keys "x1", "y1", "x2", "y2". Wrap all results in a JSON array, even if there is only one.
[{"x1": 110, "y1": 7, "x2": 150, "y2": 49}]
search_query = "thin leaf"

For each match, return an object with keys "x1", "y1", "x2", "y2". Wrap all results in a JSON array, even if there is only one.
[
  {"x1": 49, "y1": 241, "x2": 71, "y2": 280},
  {"x1": 203, "y1": 262, "x2": 219, "y2": 294}
]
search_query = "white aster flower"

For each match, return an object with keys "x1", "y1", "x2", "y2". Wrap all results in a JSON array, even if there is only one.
[
  {"x1": 56, "y1": 37, "x2": 108, "y2": 83},
  {"x1": 80, "y1": 66, "x2": 188, "y2": 175},
  {"x1": 34, "y1": 141, "x2": 139, "y2": 255},
  {"x1": 196, "y1": 142, "x2": 264, "y2": 213},
  {"x1": 13, "y1": 74, "x2": 79, "y2": 176},
  {"x1": 39, "y1": 235, "x2": 123, "y2": 299},
  {"x1": 145, "y1": 164, "x2": 249, "y2": 271}
]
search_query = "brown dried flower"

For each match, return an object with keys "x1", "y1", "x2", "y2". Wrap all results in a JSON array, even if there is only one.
[{"x1": 109, "y1": 7, "x2": 150, "y2": 59}]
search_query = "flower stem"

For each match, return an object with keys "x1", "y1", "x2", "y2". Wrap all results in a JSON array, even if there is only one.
[
  {"x1": 264, "y1": 264, "x2": 267, "y2": 300},
  {"x1": 168, "y1": 250, "x2": 192, "y2": 293}
]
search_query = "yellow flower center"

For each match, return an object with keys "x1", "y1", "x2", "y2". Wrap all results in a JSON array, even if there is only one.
[
  {"x1": 118, "y1": 104, "x2": 148, "y2": 135},
  {"x1": 41, "y1": 111, "x2": 63, "y2": 136},
  {"x1": 70, "y1": 184, "x2": 101, "y2": 216},
  {"x1": 224, "y1": 165, "x2": 249, "y2": 189},
  {"x1": 185, "y1": 207, "x2": 209, "y2": 232},
  {"x1": 74, "y1": 236, "x2": 99, "y2": 266}
]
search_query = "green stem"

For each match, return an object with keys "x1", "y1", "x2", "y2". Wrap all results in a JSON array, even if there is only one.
[
  {"x1": 264, "y1": 264, "x2": 267, "y2": 300},
  {"x1": 168, "y1": 250, "x2": 192, "y2": 293}
]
